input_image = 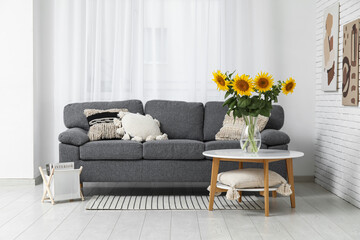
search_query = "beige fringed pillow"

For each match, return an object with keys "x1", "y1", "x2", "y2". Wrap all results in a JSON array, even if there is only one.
[
  {"x1": 215, "y1": 112, "x2": 269, "y2": 140},
  {"x1": 84, "y1": 108, "x2": 128, "y2": 141},
  {"x1": 208, "y1": 168, "x2": 292, "y2": 200}
]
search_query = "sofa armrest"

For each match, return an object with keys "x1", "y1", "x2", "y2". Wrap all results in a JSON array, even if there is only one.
[
  {"x1": 261, "y1": 129, "x2": 290, "y2": 146},
  {"x1": 58, "y1": 128, "x2": 89, "y2": 146}
]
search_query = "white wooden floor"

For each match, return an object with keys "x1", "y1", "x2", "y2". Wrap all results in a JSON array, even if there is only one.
[{"x1": 0, "y1": 182, "x2": 359, "y2": 240}]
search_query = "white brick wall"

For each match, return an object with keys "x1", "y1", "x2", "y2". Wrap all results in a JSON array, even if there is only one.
[{"x1": 315, "y1": 0, "x2": 360, "y2": 208}]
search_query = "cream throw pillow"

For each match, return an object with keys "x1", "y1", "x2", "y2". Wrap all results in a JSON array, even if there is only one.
[
  {"x1": 215, "y1": 112, "x2": 269, "y2": 140},
  {"x1": 208, "y1": 168, "x2": 292, "y2": 200},
  {"x1": 115, "y1": 112, "x2": 168, "y2": 142}
]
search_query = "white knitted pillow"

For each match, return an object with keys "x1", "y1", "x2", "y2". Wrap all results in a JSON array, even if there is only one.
[
  {"x1": 215, "y1": 112, "x2": 269, "y2": 140},
  {"x1": 209, "y1": 168, "x2": 292, "y2": 200},
  {"x1": 115, "y1": 112, "x2": 168, "y2": 142}
]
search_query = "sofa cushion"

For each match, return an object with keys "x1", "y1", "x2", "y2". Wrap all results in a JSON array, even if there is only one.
[
  {"x1": 145, "y1": 100, "x2": 204, "y2": 141},
  {"x1": 143, "y1": 140, "x2": 204, "y2": 160},
  {"x1": 261, "y1": 129, "x2": 290, "y2": 146},
  {"x1": 80, "y1": 140, "x2": 142, "y2": 160},
  {"x1": 268, "y1": 144, "x2": 288, "y2": 150},
  {"x1": 203, "y1": 102, "x2": 228, "y2": 141},
  {"x1": 265, "y1": 105, "x2": 284, "y2": 130},
  {"x1": 64, "y1": 100, "x2": 144, "y2": 130},
  {"x1": 205, "y1": 140, "x2": 267, "y2": 151},
  {"x1": 59, "y1": 128, "x2": 89, "y2": 146},
  {"x1": 205, "y1": 140, "x2": 240, "y2": 151}
]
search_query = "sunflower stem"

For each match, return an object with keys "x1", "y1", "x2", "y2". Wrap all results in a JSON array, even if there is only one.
[{"x1": 242, "y1": 116, "x2": 259, "y2": 153}]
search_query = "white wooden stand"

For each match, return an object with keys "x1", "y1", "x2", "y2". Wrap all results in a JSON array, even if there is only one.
[{"x1": 39, "y1": 166, "x2": 84, "y2": 204}]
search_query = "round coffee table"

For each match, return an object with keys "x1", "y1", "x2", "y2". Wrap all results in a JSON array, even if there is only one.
[{"x1": 203, "y1": 149, "x2": 304, "y2": 216}]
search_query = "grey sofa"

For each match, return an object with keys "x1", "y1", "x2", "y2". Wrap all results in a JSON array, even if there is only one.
[{"x1": 59, "y1": 100, "x2": 290, "y2": 183}]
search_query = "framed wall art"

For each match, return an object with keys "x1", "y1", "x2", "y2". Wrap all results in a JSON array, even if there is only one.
[
  {"x1": 342, "y1": 19, "x2": 360, "y2": 106},
  {"x1": 322, "y1": 3, "x2": 339, "y2": 92}
]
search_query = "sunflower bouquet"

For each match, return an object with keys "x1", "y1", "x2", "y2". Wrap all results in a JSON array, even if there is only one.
[{"x1": 212, "y1": 70, "x2": 296, "y2": 152}]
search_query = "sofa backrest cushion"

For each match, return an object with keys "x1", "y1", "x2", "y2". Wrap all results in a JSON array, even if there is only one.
[
  {"x1": 264, "y1": 105, "x2": 284, "y2": 130},
  {"x1": 145, "y1": 100, "x2": 204, "y2": 141},
  {"x1": 64, "y1": 100, "x2": 144, "y2": 130},
  {"x1": 203, "y1": 102, "x2": 228, "y2": 141},
  {"x1": 203, "y1": 102, "x2": 284, "y2": 141}
]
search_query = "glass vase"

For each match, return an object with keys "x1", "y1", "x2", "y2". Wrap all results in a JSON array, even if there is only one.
[{"x1": 240, "y1": 115, "x2": 261, "y2": 153}]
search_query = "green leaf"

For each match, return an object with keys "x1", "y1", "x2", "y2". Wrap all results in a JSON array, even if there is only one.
[
  {"x1": 224, "y1": 91, "x2": 231, "y2": 99},
  {"x1": 223, "y1": 97, "x2": 235, "y2": 107},
  {"x1": 234, "y1": 109, "x2": 242, "y2": 119},
  {"x1": 228, "y1": 70, "x2": 236, "y2": 79},
  {"x1": 266, "y1": 101, "x2": 272, "y2": 108},
  {"x1": 248, "y1": 98, "x2": 261, "y2": 109},
  {"x1": 229, "y1": 100, "x2": 237, "y2": 110},
  {"x1": 241, "y1": 108, "x2": 249, "y2": 116},
  {"x1": 259, "y1": 101, "x2": 266, "y2": 109},
  {"x1": 249, "y1": 112, "x2": 258, "y2": 117},
  {"x1": 259, "y1": 108, "x2": 271, "y2": 117},
  {"x1": 238, "y1": 97, "x2": 251, "y2": 108}
]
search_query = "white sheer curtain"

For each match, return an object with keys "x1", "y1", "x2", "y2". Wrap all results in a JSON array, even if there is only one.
[
  {"x1": 54, "y1": 0, "x2": 277, "y2": 103},
  {"x1": 51, "y1": 0, "x2": 279, "y2": 159}
]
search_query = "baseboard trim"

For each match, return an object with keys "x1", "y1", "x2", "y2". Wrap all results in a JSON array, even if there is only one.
[
  {"x1": 0, "y1": 175, "x2": 42, "y2": 186},
  {"x1": 34, "y1": 175, "x2": 43, "y2": 185},
  {"x1": 294, "y1": 176, "x2": 314, "y2": 182}
]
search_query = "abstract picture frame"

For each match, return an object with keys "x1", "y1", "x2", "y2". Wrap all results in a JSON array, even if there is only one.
[
  {"x1": 322, "y1": 3, "x2": 339, "y2": 92},
  {"x1": 342, "y1": 19, "x2": 360, "y2": 106}
]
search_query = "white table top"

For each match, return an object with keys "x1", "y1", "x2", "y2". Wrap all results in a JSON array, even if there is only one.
[{"x1": 203, "y1": 149, "x2": 304, "y2": 159}]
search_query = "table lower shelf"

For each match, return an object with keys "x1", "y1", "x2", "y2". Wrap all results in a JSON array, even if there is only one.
[{"x1": 216, "y1": 182, "x2": 278, "y2": 192}]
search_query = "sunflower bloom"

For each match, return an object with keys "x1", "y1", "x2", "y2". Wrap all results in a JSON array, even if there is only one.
[
  {"x1": 212, "y1": 70, "x2": 229, "y2": 91},
  {"x1": 230, "y1": 74, "x2": 254, "y2": 96},
  {"x1": 254, "y1": 71, "x2": 274, "y2": 92},
  {"x1": 282, "y1": 77, "x2": 296, "y2": 95}
]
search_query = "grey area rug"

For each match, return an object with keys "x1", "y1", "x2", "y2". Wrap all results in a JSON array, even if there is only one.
[{"x1": 86, "y1": 195, "x2": 264, "y2": 210}]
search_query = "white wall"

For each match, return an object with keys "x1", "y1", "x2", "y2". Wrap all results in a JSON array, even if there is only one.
[
  {"x1": 276, "y1": 0, "x2": 316, "y2": 177},
  {"x1": 315, "y1": 0, "x2": 360, "y2": 208},
  {"x1": 34, "y1": 0, "x2": 55, "y2": 179},
  {"x1": 245, "y1": 0, "x2": 316, "y2": 177},
  {"x1": 0, "y1": 0, "x2": 34, "y2": 179}
]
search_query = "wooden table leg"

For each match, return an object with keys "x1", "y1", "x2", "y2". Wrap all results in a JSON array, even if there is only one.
[
  {"x1": 209, "y1": 158, "x2": 220, "y2": 211},
  {"x1": 263, "y1": 160, "x2": 269, "y2": 216},
  {"x1": 238, "y1": 191, "x2": 242, "y2": 202},
  {"x1": 286, "y1": 158, "x2": 296, "y2": 208},
  {"x1": 272, "y1": 191, "x2": 277, "y2": 198},
  {"x1": 238, "y1": 162, "x2": 243, "y2": 202}
]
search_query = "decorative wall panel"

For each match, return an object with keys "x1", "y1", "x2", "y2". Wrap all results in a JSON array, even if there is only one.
[
  {"x1": 342, "y1": 19, "x2": 360, "y2": 106},
  {"x1": 322, "y1": 3, "x2": 339, "y2": 92}
]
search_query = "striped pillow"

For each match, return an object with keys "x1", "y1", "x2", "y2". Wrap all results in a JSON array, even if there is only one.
[{"x1": 84, "y1": 108, "x2": 128, "y2": 141}]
